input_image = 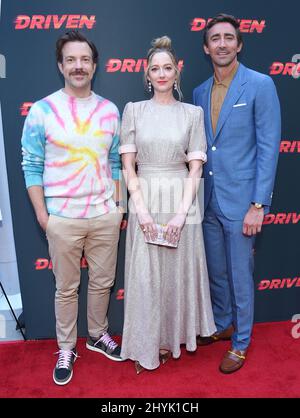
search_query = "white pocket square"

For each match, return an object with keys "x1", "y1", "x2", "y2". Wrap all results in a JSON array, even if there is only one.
[{"x1": 233, "y1": 103, "x2": 247, "y2": 107}]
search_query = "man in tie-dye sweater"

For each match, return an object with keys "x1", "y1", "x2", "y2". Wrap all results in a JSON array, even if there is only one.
[{"x1": 21, "y1": 31, "x2": 124, "y2": 386}]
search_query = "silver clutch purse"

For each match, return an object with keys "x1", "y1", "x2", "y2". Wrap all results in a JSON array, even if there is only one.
[{"x1": 144, "y1": 223, "x2": 178, "y2": 248}]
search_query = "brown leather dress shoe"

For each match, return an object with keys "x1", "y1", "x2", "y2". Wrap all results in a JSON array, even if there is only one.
[
  {"x1": 219, "y1": 348, "x2": 247, "y2": 374},
  {"x1": 197, "y1": 325, "x2": 234, "y2": 346}
]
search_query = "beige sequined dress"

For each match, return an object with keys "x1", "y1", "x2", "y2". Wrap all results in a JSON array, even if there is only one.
[{"x1": 119, "y1": 99, "x2": 216, "y2": 370}]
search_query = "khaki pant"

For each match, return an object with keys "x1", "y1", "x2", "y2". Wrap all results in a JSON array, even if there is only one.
[{"x1": 46, "y1": 212, "x2": 122, "y2": 350}]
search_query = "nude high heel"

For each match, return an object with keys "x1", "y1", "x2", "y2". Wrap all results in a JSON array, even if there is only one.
[
  {"x1": 159, "y1": 350, "x2": 172, "y2": 364},
  {"x1": 134, "y1": 361, "x2": 145, "y2": 375}
]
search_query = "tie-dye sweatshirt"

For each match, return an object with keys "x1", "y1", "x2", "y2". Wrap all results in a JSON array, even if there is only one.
[{"x1": 21, "y1": 89, "x2": 121, "y2": 218}]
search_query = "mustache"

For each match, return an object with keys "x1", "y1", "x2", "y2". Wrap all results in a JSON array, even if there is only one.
[{"x1": 70, "y1": 71, "x2": 88, "y2": 76}]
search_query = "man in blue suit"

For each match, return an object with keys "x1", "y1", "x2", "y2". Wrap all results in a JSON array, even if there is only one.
[{"x1": 193, "y1": 14, "x2": 281, "y2": 373}]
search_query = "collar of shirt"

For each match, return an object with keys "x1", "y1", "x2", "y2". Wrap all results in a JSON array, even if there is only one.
[{"x1": 213, "y1": 62, "x2": 239, "y2": 88}]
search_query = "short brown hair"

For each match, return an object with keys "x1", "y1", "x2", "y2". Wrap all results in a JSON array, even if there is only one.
[
  {"x1": 203, "y1": 14, "x2": 242, "y2": 47},
  {"x1": 56, "y1": 30, "x2": 99, "y2": 64}
]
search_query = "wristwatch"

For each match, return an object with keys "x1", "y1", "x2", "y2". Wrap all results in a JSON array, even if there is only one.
[{"x1": 252, "y1": 202, "x2": 263, "y2": 209}]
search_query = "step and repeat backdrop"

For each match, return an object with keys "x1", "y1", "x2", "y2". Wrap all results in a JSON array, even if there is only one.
[{"x1": 0, "y1": 0, "x2": 299, "y2": 338}]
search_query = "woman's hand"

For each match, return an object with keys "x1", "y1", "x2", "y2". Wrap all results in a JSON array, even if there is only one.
[
  {"x1": 138, "y1": 212, "x2": 157, "y2": 241},
  {"x1": 166, "y1": 213, "x2": 186, "y2": 244}
]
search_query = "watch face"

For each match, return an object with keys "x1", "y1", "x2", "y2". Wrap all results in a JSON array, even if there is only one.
[{"x1": 255, "y1": 203, "x2": 263, "y2": 209}]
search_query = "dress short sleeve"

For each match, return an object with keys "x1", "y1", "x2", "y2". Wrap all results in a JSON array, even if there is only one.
[
  {"x1": 119, "y1": 102, "x2": 137, "y2": 154},
  {"x1": 187, "y1": 106, "x2": 207, "y2": 163}
]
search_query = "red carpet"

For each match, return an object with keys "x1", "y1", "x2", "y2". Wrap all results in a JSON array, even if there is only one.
[{"x1": 0, "y1": 321, "x2": 299, "y2": 398}]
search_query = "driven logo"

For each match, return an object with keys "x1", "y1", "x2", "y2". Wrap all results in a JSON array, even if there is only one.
[
  {"x1": 14, "y1": 15, "x2": 96, "y2": 30},
  {"x1": 20, "y1": 102, "x2": 33, "y2": 116},
  {"x1": 263, "y1": 213, "x2": 300, "y2": 225},
  {"x1": 35, "y1": 257, "x2": 88, "y2": 270},
  {"x1": 116, "y1": 289, "x2": 124, "y2": 300},
  {"x1": 120, "y1": 219, "x2": 128, "y2": 230},
  {"x1": 106, "y1": 59, "x2": 184, "y2": 73},
  {"x1": 270, "y1": 61, "x2": 300, "y2": 76},
  {"x1": 258, "y1": 277, "x2": 300, "y2": 291},
  {"x1": 190, "y1": 18, "x2": 266, "y2": 33},
  {"x1": 280, "y1": 140, "x2": 300, "y2": 153}
]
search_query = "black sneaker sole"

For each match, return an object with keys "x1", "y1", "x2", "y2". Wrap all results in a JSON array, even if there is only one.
[
  {"x1": 85, "y1": 342, "x2": 124, "y2": 362},
  {"x1": 53, "y1": 356, "x2": 77, "y2": 385},
  {"x1": 53, "y1": 369, "x2": 73, "y2": 385}
]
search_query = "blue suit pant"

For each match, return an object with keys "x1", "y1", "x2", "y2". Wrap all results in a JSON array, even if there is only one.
[{"x1": 203, "y1": 188, "x2": 255, "y2": 350}]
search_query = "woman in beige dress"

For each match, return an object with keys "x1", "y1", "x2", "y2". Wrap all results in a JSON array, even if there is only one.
[{"x1": 119, "y1": 36, "x2": 216, "y2": 373}]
